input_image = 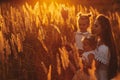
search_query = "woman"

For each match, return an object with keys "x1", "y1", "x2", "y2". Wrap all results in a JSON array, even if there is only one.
[{"x1": 91, "y1": 14, "x2": 118, "y2": 80}]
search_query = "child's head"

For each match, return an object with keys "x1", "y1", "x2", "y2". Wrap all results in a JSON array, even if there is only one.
[
  {"x1": 82, "y1": 36, "x2": 96, "y2": 51},
  {"x1": 77, "y1": 12, "x2": 91, "y2": 32}
]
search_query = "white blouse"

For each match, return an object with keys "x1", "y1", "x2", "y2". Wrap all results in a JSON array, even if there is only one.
[
  {"x1": 95, "y1": 44, "x2": 110, "y2": 80},
  {"x1": 95, "y1": 44, "x2": 110, "y2": 65},
  {"x1": 75, "y1": 31, "x2": 91, "y2": 50}
]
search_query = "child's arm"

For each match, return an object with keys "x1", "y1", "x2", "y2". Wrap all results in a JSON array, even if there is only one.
[
  {"x1": 78, "y1": 49, "x2": 84, "y2": 57},
  {"x1": 88, "y1": 53, "x2": 95, "y2": 68}
]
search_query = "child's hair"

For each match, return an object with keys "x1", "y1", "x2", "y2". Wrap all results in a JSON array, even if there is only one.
[
  {"x1": 77, "y1": 12, "x2": 91, "y2": 19},
  {"x1": 77, "y1": 12, "x2": 92, "y2": 30},
  {"x1": 77, "y1": 12, "x2": 91, "y2": 22},
  {"x1": 82, "y1": 35, "x2": 96, "y2": 50}
]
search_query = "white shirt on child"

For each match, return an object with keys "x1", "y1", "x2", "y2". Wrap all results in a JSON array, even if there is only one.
[{"x1": 75, "y1": 31, "x2": 91, "y2": 50}]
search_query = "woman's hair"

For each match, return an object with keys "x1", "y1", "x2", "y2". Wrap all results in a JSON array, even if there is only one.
[{"x1": 96, "y1": 14, "x2": 118, "y2": 79}]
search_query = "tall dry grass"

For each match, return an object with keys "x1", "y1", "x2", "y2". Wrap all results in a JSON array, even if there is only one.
[{"x1": 0, "y1": 1, "x2": 120, "y2": 80}]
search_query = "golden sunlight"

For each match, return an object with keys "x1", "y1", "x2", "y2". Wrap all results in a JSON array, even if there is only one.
[{"x1": 0, "y1": 0, "x2": 120, "y2": 80}]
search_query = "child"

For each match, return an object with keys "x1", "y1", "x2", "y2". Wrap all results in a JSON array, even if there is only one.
[
  {"x1": 72, "y1": 36, "x2": 96, "y2": 80},
  {"x1": 75, "y1": 12, "x2": 91, "y2": 55},
  {"x1": 81, "y1": 36, "x2": 96, "y2": 70}
]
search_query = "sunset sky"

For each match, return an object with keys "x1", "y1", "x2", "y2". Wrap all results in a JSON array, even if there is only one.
[
  {"x1": 0, "y1": 0, "x2": 120, "y2": 3},
  {"x1": 0, "y1": 0, "x2": 119, "y2": 11}
]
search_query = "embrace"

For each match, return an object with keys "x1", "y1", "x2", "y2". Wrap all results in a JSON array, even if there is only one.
[{"x1": 72, "y1": 12, "x2": 118, "y2": 80}]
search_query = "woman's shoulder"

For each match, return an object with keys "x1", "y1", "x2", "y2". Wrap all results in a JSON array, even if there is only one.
[
  {"x1": 95, "y1": 44, "x2": 110, "y2": 64},
  {"x1": 96, "y1": 44, "x2": 109, "y2": 55},
  {"x1": 98, "y1": 44, "x2": 109, "y2": 51}
]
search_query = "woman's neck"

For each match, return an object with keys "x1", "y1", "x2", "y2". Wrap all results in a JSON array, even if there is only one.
[{"x1": 97, "y1": 36, "x2": 104, "y2": 46}]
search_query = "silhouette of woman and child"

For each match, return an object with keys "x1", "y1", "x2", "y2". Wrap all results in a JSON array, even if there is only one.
[{"x1": 71, "y1": 12, "x2": 118, "y2": 80}]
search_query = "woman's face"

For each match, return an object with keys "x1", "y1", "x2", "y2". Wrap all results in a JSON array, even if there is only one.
[{"x1": 91, "y1": 20, "x2": 102, "y2": 36}]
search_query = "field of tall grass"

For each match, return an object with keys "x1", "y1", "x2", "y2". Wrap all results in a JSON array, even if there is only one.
[{"x1": 0, "y1": 1, "x2": 120, "y2": 80}]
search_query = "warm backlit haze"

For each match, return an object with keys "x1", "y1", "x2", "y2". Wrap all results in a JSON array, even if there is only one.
[{"x1": 0, "y1": 0, "x2": 120, "y2": 80}]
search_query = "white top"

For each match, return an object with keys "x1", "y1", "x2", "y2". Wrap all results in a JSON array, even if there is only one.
[
  {"x1": 95, "y1": 44, "x2": 110, "y2": 65},
  {"x1": 75, "y1": 31, "x2": 91, "y2": 50},
  {"x1": 82, "y1": 50, "x2": 95, "y2": 63},
  {"x1": 95, "y1": 44, "x2": 110, "y2": 80}
]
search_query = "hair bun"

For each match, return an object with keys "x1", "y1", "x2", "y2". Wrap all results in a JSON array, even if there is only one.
[{"x1": 77, "y1": 12, "x2": 92, "y2": 18}]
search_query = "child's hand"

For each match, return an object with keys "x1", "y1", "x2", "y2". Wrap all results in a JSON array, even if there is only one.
[
  {"x1": 78, "y1": 49, "x2": 84, "y2": 57},
  {"x1": 82, "y1": 60, "x2": 88, "y2": 67}
]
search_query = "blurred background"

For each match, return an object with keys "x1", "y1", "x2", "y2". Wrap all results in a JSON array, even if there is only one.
[
  {"x1": 0, "y1": 0, "x2": 120, "y2": 80},
  {"x1": 0, "y1": 0, "x2": 120, "y2": 11}
]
